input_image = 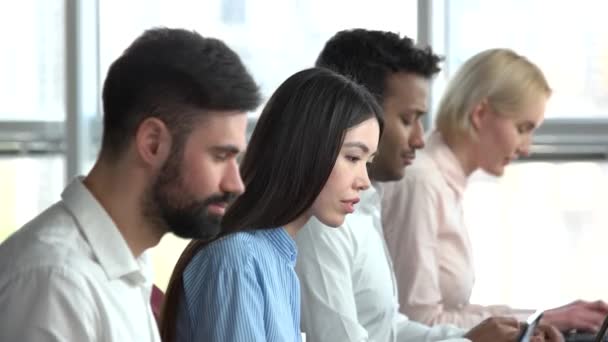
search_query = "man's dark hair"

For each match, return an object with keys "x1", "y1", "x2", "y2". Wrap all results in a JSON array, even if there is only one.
[
  {"x1": 316, "y1": 29, "x2": 442, "y2": 104},
  {"x1": 101, "y1": 27, "x2": 261, "y2": 158}
]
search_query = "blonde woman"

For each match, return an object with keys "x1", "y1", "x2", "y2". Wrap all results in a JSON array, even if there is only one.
[{"x1": 381, "y1": 48, "x2": 608, "y2": 333}]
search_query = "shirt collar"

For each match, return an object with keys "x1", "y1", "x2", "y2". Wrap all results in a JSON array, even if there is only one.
[
  {"x1": 258, "y1": 228, "x2": 297, "y2": 265},
  {"x1": 425, "y1": 131, "x2": 468, "y2": 197},
  {"x1": 61, "y1": 177, "x2": 149, "y2": 284}
]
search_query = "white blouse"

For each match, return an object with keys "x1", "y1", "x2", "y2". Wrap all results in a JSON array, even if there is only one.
[{"x1": 295, "y1": 184, "x2": 469, "y2": 341}]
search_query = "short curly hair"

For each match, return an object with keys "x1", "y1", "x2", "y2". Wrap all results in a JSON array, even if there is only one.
[{"x1": 316, "y1": 29, "x2": 442, "y2": 103}]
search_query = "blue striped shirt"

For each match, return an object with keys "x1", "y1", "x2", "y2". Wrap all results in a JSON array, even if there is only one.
[{"x1": 176, "y1": 227, "x2": 301, "y2": 342}]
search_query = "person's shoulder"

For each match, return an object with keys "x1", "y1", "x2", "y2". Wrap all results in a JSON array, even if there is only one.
[
  {"x1": 188, "y1": 231, "x2": 260, "y2": 272},
  {"x1": 0, "y1": 202, "x2": 96, "y2": 279},
  {"x1": 381, "y1": 154, "x2": 443, "y2": 200},
  {"x1": 296, "y1": 217, "x2": 358, "y2": 256},
  {"x1": 406, "y1": 152, "x2": 443, "y2": 182},
  {"x1": 182, "y1": 231, "x2": 267, "y2": 295},
  {"x1": 299, "y1": 216, "x2": 356, "y2": 238},
  {"x1": 0, "y1": 253, "x2": 100, "y2": 311}
]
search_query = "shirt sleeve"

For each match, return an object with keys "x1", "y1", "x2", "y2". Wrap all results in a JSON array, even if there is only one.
[
  {"x1": 296, "y1": 217, "x2": 472, "y2": 342},
  {"x1": 0, "y1": 267, "x2": 98, "y2": 342},
  {"x1": 393, "y1": 312, "x2": 471, "y2": 342},
  {"x1": 295, "y1": 218, "x2": 370, "y2": 342},
  {"x1": 187, "y1": 255, "x2": 266, "y2": 342},
  {"x1": 382, "y1": 174, "x2": 514, "y2": 330}
]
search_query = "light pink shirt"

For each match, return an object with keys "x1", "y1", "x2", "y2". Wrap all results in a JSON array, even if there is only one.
[{"x1": 380, "y1": 132, "x2": 513, "y2": 329}]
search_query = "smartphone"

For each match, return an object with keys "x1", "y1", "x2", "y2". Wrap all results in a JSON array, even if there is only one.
[
  {"x1": 593, "y1": 315, "x2": 608, "y2": 342},
  {"x1": 518, "y1": 310, "x2": 544, "y2": 342}
]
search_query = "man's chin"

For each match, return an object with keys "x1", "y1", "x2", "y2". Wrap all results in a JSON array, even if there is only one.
[{"x1": 382, "y1": 166, "x2": 406, "y2": 182}]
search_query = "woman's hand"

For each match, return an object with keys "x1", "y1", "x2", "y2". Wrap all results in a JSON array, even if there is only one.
[{"x1": 542, "y1": 300, "x2": 608, "y2": 332}]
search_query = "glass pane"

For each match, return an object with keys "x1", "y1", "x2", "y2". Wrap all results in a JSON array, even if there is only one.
[
  {"x1": 0, "y1": 1, "x2": 66, "y2": 121},
  {"x1": 464, "y1": 161, "x2": 608, "y2": 309},
  {"x1": 448, "y1": 0, "x2": 608, "y2": 119},
  {"x1": 0, "y1": 155, "x2": 65, "y2": 242},
  {"x1": 99, "y1": 0, "x2": 417, "y2": 290},
  {"x1": 99, "y1": 0, "x2": 417, "y2": 104}
]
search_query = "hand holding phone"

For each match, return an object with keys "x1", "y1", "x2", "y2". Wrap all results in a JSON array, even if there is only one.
[{"x1": 518, "y1": 310, "x2": 544, "y2": 342}]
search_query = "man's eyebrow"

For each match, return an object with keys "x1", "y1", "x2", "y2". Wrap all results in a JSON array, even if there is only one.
[
  {"x1": 210, "y1": 145, "x2": 242, "y2": 154},
  {"x1": 400, "y1": 109, "x2": 427, "y2": 117},
  {"x1": 342, "y1": 142, "x2": 369, "y2": 153}
]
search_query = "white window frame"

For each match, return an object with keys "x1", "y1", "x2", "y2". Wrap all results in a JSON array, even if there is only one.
[{"x1": 0, "y1": 0, "x2": 101, "y2": 185}]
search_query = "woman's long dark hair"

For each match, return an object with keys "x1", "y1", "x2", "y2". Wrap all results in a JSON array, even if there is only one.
[{"x1": 160, "y1": 67, "x2": 383, "y2": 341}]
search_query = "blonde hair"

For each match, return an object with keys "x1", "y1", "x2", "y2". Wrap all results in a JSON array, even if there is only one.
[{"x1": 435, "y1": 48, "x2": 551, "y2": 140}]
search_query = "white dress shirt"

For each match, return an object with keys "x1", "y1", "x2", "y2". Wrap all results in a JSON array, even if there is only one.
[
  {"x1": 295, "y1": 184, "x2": 469, "y2": 342},
  {"x1": 381, "y1": 132, "x2": 513, "y2": 329},
  {"x1": 0, "y1": 178, "x2": 161, "y2": 342}
]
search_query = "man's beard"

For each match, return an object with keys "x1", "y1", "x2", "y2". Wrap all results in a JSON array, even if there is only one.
[{"x1": 144, "y1": 154, "x2": 237, "y2": 240}]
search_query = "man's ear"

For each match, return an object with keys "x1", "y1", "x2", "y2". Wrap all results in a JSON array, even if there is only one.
[{"x1": 134, "y1": 117, "x2": 172, "y2": 168}]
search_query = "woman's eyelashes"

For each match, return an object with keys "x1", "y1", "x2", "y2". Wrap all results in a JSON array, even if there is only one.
[
  {"x1": 345, "y1": 153, "x2": 376, "y2": 166},
  {"x1": 516, "y1": 122, "x2": 535, "y2": 134},
  {"x1": 345, "y1": 155, "x2": 362, "y2": 163}
]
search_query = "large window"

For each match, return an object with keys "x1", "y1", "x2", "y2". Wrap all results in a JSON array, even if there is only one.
[
  {"x1": 465, "y1": 162, "x2": 608, "y2": 309},
  {"x1": 0, "y1": 1, "x2": 65, "y2": 121},
  {"x1": 99, "y1": 0, "x2": 417, "y2": 105},
  {"x1": 0, "y1": 1, "x2": 66, "y2": 239},
  {"x1": 0, "y1": 156, "x2": 64, "y2": 242},
  {"x1": 435, "y1": 0, "x2": 608, "y2": 157},
  {"x1": 447, "y1": 0, "x2": 608, "y2": 121}
]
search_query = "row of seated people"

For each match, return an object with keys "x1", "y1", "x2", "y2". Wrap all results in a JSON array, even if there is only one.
[{"x1": 1, "y1": 26, "x2": 607, "y2": 342}]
